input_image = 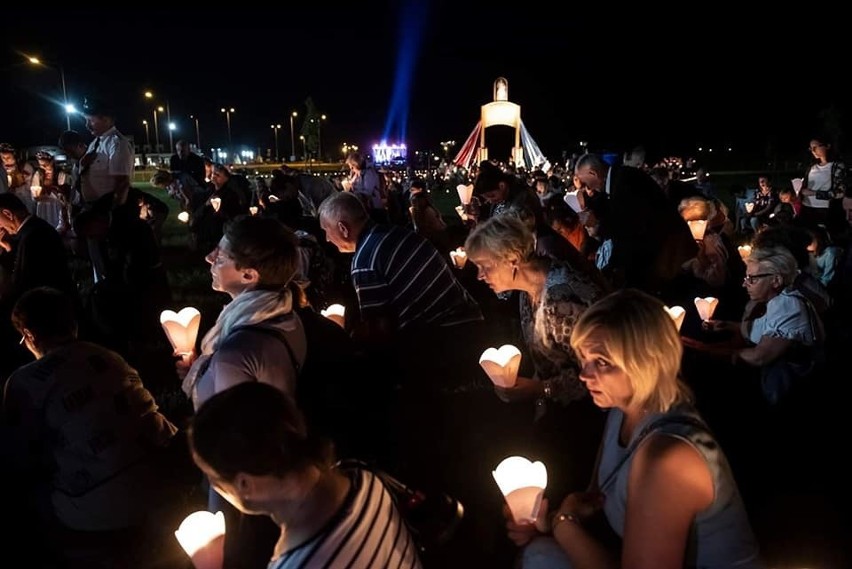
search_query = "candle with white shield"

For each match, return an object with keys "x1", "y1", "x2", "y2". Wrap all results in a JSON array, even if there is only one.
[
  {"x1": 160, "y1": 307, "x2": 202, "y2": 358},
  {"x1": 320, "y1": 304, "x2": 345, "y2": 328},
  {"x1": 694, "y1": 297, "x2": 719, "y2": 321},
  {"x1": 479, "y1": 344, "x2": 522, "y2": 388},
  {"x1": 30, "y1": 186, "x2": 43, "y2": 200},
  {"x1": 687, "y1": 219, "x2": 707, "y2": 241},
  {"x1": 492, "y1": 456, "x2": 548, "y2": 524},
  {"x1": 175, "y1": 510, "x2": 225, "y2": 569},
  {"x1": 737, "y1": 245, "x2": 752, "y2": 261},
  {"x1": 456, "y1": 183, "x2": 473, "y2": 205},
  {"x1": 664, "y1": 305, "x2": 686, "y2": 331},
  {"x1": 210, "y1": 197, "x2": 221, "y2": 212},
  {"x1": 249, "y1": 206, "x2": 258, "y2": 216},
  {"x1": 744, "y1": 202, "x2": 754, "y2": 214},
  {"x1": 178, "y1": 211, "x2": 190, "y2": 223},
  {"x1": 791, "y1": 178, "x2": 803, "y2": 195},
  {"x1": 449, "y1": 247, "x2": 467, "y2": 269}
]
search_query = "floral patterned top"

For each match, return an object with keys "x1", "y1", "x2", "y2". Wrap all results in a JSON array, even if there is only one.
[{"x1": 519, "y1": 261, "x2": 607, "y2": 416}]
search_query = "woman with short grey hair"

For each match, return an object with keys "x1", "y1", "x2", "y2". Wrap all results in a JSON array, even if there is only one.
[{"x1": 702, "y1": 244, "x2": 824, "y2": 404}]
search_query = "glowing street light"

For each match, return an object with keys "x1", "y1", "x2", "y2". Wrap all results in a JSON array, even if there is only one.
[
  {"x1": 189, "y1": 115, "x2": 201, "y2": 149},
  {"x1": 299, "y1": 135, "x2": 306, "y2": 161},
  {"x1": 169, "y1": 122, "x2": 177, "y2": 153},
  {"x1": 27, "y1": 56, "x2": 71, "y2": 130},
  {"x1": 146, "y1": 91, "x2": 173, "y2": 152},
  {"x1": 270, "y1": 124, "x2": 282, "y2": 161},
  {"x1": 142, "y1": 120, "x2": 151, "y2": 151},
  {"x1": 289, "y1": 111, "x2": 298, "y2": 162},
  {"x1": 221, "y1": 108, "x2": 235, "y2": 155}
]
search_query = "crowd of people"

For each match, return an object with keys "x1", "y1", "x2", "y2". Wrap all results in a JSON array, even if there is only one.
[{"x1": 1, "y1": 99, "x2": 850, "y2": 569}]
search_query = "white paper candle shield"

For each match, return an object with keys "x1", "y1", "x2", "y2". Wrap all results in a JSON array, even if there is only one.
[
  {"x1": 791, "y1": 178, "x2": 803, "y2": 194},
  {"x1": 160, "y1": 307, "x2": 201, "y2": 355},
  {"x1": 664, "y1": 305, "x2": 686, "y2": 331},
  {"x1": 30, "y1": 185, "x2": 43, "y2": 200},
  {"x1": 745, "y1": 202, "x2": 754, "y2": 214},
  {"x1": 737, "y1": 245, "x2": 752, "y2": 260},
  {"x1": 454, "y1": 205, "x2": 469, "y2": 222},
  {"x1": 174, "y1": 510, "x2": 225, "y2": 558},
  {"x1": 694, "y1": 297, "x2": 719, "y2": 321},
  {"x1": 320, "y1": 304, "x2": 345, "y2": 327},
  {"x1": 492, "y1": 456, "x2": 548, "y2": 523},
  {"x1": 177, "y1": 211, "x2": 190, "y2": 223},
  {"x1": 563, "y1": 190, "x2": 581, "y2": 213},
  {"x1": 449, "y1": 247, "x2": 468, "y2": 269},
  {"x1": 249, "y1": 206, "x2": 258, "y2": 216},
  {"x1": 687, "y1": 219, "x2": 707, "y2": 241},
  {"x1": 210, "y1": 197, "x2": 222, "y2": 212},
  {"x1": 457, "y1": 183, "x2": 473, "y2": 205},
  {"x1": 479, "y1": 345, "x2": 522, "y2": 388}
]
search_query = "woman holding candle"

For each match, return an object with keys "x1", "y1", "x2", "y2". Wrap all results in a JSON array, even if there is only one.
[
  {"x1": 465, "y1": 215, "x2": 608, "y2": 496},
  {"x1": 701, "y1": 245, "x2": 825, "y2": 405},
  {"x1": 177, "y1": 214, "x2": 307, "y2": 569},
  {"x1": 186, "y1": 381, "x2": 422, "y2": 569},
  {"x1": 507, "y1": 289, "x2": 762, "y2": 569}
]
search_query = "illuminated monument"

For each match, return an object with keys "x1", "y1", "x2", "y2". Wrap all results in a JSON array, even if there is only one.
[{"x1": 453, "y1": 77, "x2": 546, "y2": 170}]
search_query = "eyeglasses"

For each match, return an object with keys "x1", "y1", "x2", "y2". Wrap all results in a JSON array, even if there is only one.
[{"x1": 743, "y1": 273, "x2": 774, "y2": 285}]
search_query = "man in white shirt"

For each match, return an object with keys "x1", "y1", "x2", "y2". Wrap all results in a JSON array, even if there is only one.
[
  {"x1": 80, "y1": 98, "x2": 134, "y2": 209},
  {"x1": 76, "y1": 98, "x2": 135, "y2": 283}
]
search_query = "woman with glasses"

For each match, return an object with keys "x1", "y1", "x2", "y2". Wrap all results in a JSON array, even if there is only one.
[{"x1": 701, "y1": 245, "x2": 825, "y2": 405}]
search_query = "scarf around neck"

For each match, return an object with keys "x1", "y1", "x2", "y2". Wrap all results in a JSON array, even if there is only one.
[{"x1": 181, "y1": 288, "x2": 295, "y2": 399}]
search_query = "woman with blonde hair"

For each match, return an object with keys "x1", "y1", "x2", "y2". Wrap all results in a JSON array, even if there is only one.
[
  {"x1": 465, "y1": 214, "x2": 607, "y2": 496},
  {"x1": 507, "y1": 289, "x2": 762, "y2": 569}
]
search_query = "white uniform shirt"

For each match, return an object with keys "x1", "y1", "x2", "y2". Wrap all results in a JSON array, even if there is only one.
[
  {"x1": 81, "y1": 126, "x2": 134, "y2": 203},
  {"x1": 802, "y1": 162, "x2": 832, "y2": 209}
]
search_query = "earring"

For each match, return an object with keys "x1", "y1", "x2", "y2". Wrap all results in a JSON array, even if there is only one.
[{"x1": 512, "y1": 265, "x2": 517, "y2": 281}]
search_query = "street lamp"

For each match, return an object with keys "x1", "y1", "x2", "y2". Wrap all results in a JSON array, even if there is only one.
[
  {"x1": 221, "y1": 108, "x2": 235, "y2": 160},
  {"x1": 189, "y1": 115, "x2": 201, "y2": 149},
  {"x1": 318, "y1": 114, "x2": 327, "y2": 162},
  {"x1": 289, "y1": 111, "x2": 298, "y2": 162},
  {"x1": 152, "y1": 106, "x2": 164, "y2": 154},
  {"x1": 299, "y1": 135, "x2": 306, "y2": 162},
  {"x1": 169, "y1": 122, "x2": 176, "y2": 154},
  {"x1": 270, "y1": 124, "x2": 281, "y2": 162},
  {"x1": 146, "y1": 91, "x2": 173, "y2": 152},
  {"x1": 27, "y1": 56, "x2": 71, "y2": 130},
  {"x1": 142, "y1": 120, "x2": 151, "y2": 151}
]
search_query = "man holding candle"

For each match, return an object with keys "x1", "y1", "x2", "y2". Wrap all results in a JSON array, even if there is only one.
[{"x1": 318, "y1": 191, "x2": 494, "y2": 565}]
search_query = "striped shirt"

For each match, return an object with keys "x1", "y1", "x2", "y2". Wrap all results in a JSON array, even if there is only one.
[
  {"x1": 351, "y1": 224, "x2": 481, "y2": 330},
  {"x1": 269, "y1": 469, "x2": 422, "y2": 569}
]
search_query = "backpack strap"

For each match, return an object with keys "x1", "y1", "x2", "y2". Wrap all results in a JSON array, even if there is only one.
[{"x1": 232, "y1": 325, "x2": 301, "y2": 376}]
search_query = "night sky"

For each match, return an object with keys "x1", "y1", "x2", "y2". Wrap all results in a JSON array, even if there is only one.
[{"x1": 3, "y1": 4, "x2": 849, "y2": 166}]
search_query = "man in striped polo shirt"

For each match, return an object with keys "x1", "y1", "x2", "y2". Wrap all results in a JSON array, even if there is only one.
[
  {"x1": 318, "y1": 191, "x2": 482, "y2": 339},
  {"x1": 319, "y1": 191, "x2": 509, "y2": 566}
]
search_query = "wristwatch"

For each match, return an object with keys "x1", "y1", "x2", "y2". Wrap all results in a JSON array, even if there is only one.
[{"x1": 551, "y1": 511, "x2": 580, "y2": 532}]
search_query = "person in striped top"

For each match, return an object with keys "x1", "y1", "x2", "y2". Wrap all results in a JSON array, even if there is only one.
[
  {"x1": 318, "y1": 191, "x2": 482, "y2": 340},
  {"x1": 188, "y1": 382, "x2": 422, "y2": 569}
]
